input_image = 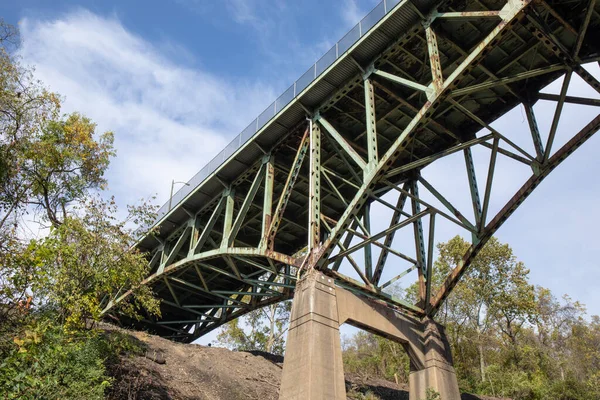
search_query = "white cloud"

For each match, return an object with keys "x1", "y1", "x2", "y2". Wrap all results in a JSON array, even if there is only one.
[
  {"x1": 18, "y1": 9, "x2": 276, "y2": 206},
  {"x1": 16, "y1": 5, "x2": 600, "y2": 330},
  {"x1": 341, "y1": 0, "x2": 380, "y2": 27}
]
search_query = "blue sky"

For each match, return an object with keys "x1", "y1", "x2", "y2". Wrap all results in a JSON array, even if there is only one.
[{"x1": 2, "y1": 0, "x2": 599, "y2": 346}]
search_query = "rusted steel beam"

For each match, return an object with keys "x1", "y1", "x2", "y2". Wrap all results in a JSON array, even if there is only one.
[
  {"x1": 372, "y1": 181, "x2": 410, "y2": 285},
  {"x1": 267, "y1": 128, "x2": 309, "y2": 249},
  {"x1": 260, "y1": 155, "x2": 275, "y2": 250},
  {"x1": 431, "y1": 114, "x2": 600, "y2": 315},
  {"x1": 573, "y1": 0, "x2": 596, "y2": 57},
  {"x1": 308, "y1": 120, "x2": 321, "y2": 253},
  {"x1": 314, "y1": 0, "x2": 530, "y2": 272}
]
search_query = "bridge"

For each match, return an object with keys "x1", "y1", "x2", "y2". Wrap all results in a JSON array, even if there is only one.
[{"x1": 103, "y1": 0, "x2": 600, "y2": 398}]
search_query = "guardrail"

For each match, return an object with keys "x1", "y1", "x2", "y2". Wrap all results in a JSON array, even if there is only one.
[{"x1": 148, "y1": 0, "x2": 402, "y2": 231}]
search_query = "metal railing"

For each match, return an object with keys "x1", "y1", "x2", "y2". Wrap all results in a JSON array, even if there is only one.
[{"x1": 148, "y1": 0, "x2": 402, "y2": 231}]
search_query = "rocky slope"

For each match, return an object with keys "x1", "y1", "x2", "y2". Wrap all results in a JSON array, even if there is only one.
[{"x1": 103, "y1": 325, "x2": 507, "y2": 400}]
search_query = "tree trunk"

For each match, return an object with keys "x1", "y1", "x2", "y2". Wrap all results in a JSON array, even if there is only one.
[
  {"x1": 477, "y1": 326, "x2": 486, "y2": 382},
  {"x1": 266, "y1": 304, "x2": 276, "y2": 352}
]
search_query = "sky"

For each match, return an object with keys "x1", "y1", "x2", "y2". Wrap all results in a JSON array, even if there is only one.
[{"x1": 2, "y1": 0, "x2": 599, "y2": 346}]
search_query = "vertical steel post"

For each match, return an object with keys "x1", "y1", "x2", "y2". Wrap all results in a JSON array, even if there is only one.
[
  {"x1": 363, "y1": 201, "x2": 373, "y2": 281},
  {"x1": 425, "y1": 24, "x2": 443, "y2": 93},
  {"x1": 364, "y1": 78, "x2": 379, "y2": 173},
  {"x1": 411, "y1": 180, "x2": 427, "y2": 302},
  {"x1": 308, "y1": 119, "x2": 321, "y2": 253},
  {"x1": 464, "y1": 148, "x2": 482, "y2": 230},
  {"x1": 221, "y1": 188, "x2": 235, "y2": 250},
  {"x1": 261, "y1": 155, "x2": 275, "y2": 250}
]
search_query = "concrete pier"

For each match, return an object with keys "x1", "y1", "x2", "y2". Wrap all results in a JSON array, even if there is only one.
[{"x1": 279, "y1": 271, "x2": 460, "y2": 400}]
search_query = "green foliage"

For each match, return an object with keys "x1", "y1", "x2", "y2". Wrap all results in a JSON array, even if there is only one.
[
  {"x1": 1, "y1": 319, "x2": 100, "y2": 399},
  {"x1": 0, "y1": 19, "x2": 159, "y2": 329},
  {"x1": 423, "y1": 388, "x2": 441, "y2": 400},
  {"x1": 217, "y1": 300, "x2": 291, "y2": 355},
  {"x1": 0, "y1": 315, "x2": 147, "y2": 400},
  {"x1": 31, "y1": 195, "x2": 160, "y2": 330},
  {"x1": 0, "y1": 20, "x2": 160, "y2": 399},
  {"x1": 347, "y1": 388, "x2": 382, "y2": 400},
  {"x1": 23, "y1": 112, "x2": 115, "y2": 226},
  {"x1": 343, "y1": 331, "x2": 410, "y2": 384},
  {"x1": 343, "y1": 236, "x2": 600, "y2": 400}
]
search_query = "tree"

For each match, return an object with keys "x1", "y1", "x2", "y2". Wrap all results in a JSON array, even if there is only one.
[
  {"x1": 0, "y1": 18, "x2": 61, "y2": 234},
  {"x1": 411, "y1": 236, "x2": 536, "y2": 382},
  {"x1": 217, "y1": 300, "x2": 291, "y2": 355},
  {"x1": 0, "y1": 19, "x2": 146, "y2": 326},
  {"x1": 344, "y1": 235, "x2": 600, "y2": 399},
  {"x1": 31, "y1": 195, "x2": 160, "y2": 330},
  {"x1": 343, "y1": 331, "x2": 411, "y2": 384},
  {"x1": 0, "y1": 19, "x2": 161, "y2": 399},
  {"x1": 21, "y1": 113, "x2": 115, "y2": 227}
]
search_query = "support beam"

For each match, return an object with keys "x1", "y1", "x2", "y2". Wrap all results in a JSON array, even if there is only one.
[
  {"x1": 363, "y1": 202, "x2": 373, "y2": 281},
  {"x1": 573, "y1": 0, "x2": 596, "y2": 57},
  {"x1": 220, "y1": 189, "x2": 235, "y2": 249},
  {"x1": 260, "y1": 155, "x2": 275, "y2": 249},
  {"x1": 544, "y1": 70, "x2": 572, "y2": 163},
  {"x1": 314, "y1": 0, "x2": 530, "y2": 270},
  {"x1": 373, "y1": 182, "x2": 410, "y2": 285},
  {"x1": 436, "y1": 11, "x2": 500, "y2": 19},
  {"x1": 432, "y1": 114, "x2": 600, "y2": 314},
  {"x1": 227, "y1": 163, "x2": 265, "y2": 246},
  {"x1": 192, "y1": 195, "x2": 225, "y2": 255},
  {"x1": 267, "y1": 129, "x2": 309, "y2": 249},
  {"x1": 364, "y1": 78, "x2": 379, "y2": 169},
  {"x1": 451, "y1": 64, "x2": 566, "y2": 97},
  {"x1": 318, "y1": 116, "x2": 367, "y2": 170},
  {"x1": 425, "y1": 24, "x2": 443, "y2": 93},
  {"x1": 330, "y1": 210, "x2": 429, "y2": 262},
  {"x1": 537, "y1": 93, "x2": 600, "y2": 107},
  {"x1": 308, "y1": 120, "x2": 321, "y2": 253},
  {"x1": 523, "y1": 102, "x2": 545, "y2": 160},
  {"x1": 373, "y1": 68, "x2": 433, "y2": 94},
  {"x1": 410, "y1": 181, "x2": 427, "y2": 302},
  {"x1": 464, "y1": 148, "x2": 482, "y2": 228}
]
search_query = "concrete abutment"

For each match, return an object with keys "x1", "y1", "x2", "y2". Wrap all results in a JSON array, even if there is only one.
[{"x1": 279, "y1": 271, "x2": 460, "y2": 400}]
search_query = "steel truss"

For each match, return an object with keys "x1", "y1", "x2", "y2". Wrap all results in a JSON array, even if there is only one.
[{"x1": 104, "y1": 0, "x2": 600, "y2": 341}]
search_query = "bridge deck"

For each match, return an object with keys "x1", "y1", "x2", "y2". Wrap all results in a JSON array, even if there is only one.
[{"x1": 111, "y1": 0, "x2": 600, "y2": 341}]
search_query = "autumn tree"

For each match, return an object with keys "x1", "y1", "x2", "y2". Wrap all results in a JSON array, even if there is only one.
[
  {"x1": 0, "y1": 18, "x2": 157, "y2": 325},
  {"x1": 342, "y1": 235, "x2": 600, "y2": 399}
]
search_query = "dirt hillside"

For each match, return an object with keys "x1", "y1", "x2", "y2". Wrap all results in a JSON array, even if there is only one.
[{"x1": 103, "y1": 325, "x2": 507, "y2": 400}]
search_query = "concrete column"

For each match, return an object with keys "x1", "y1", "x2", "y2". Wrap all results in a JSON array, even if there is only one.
[
  {"x1": 279, "y1": 273, "x2": 460, "y2": 400},
  {"x1": 279, "y1": 271, "x2": 346, "y2": 400},
  {"x1": 409, "y1": 319, "x2": 461, "y2": 400}
]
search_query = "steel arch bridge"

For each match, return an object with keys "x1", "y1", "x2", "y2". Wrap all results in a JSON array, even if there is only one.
[{"x1": 103, "y1": 0, "x2": 600, "y2": 344}]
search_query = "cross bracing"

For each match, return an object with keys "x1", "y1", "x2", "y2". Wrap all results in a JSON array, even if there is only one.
[{"x1": 102, "y1": 0, "x2": 600, "y2": 342}]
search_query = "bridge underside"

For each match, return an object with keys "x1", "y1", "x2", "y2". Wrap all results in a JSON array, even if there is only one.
[{"x1": 104, "y1": 0, "x2": 600, "y2": 343}]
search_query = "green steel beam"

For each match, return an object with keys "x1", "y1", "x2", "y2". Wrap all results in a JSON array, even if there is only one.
[
  {"x1": 330, "y1": 210, "x2": 429, "y2": 262},
  {"x1": 308, "y1": 120, "x2": 321, "y2": 253},
  {"x1": 364, "y1": 78, "x2": 379, "y2": 170},
  {"x1": 220, "y1": 189, "x2": 235, "y2": 249},
  {"x1": 373, "y1": 68, "x2": 433, "y2": 94},
  {"x1": 523, "y1": 102, "x2": 545, "y2": 161},
  {"x1": 317, "y1": 116, "x2": 367, "y2": 170},
  {"x1": 228, "y1": 163, "x2": 265, "y2": 246},
  {"x1": 373, "y1": 182, "x2": 409, "y2": 285},
  {"x1": 464, "y1": 148, "x2": 482, "y2": 228},
  {"x1": 260, "y1": 155, "x2": 275, "y2": 250},
  {"x1": 192, "y1": 194, "x2": 225, "y2": 255},
  {"x1": 544, "y1": 70, "x2": 572, "y2": 163}
]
